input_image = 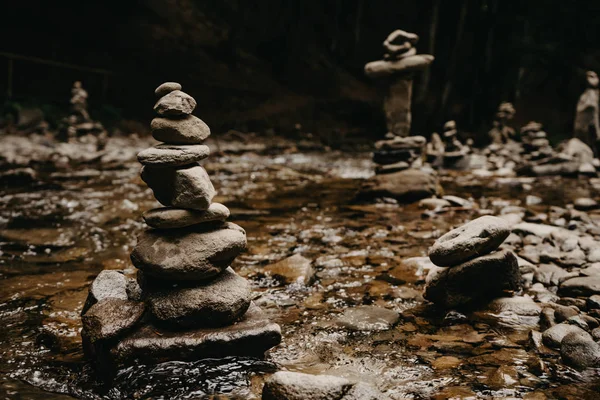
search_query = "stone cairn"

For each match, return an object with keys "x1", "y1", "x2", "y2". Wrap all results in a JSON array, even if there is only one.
[
  {"x1": 488, "y1": 102, "x2": 516, "y2": 145},
  {"x1": 520, "y1": 121, "x2": 553, "y2": 161},
  {"x1": 59, "y1": 81, "x2": 107, "y2": 148},
  {"x1": 365, "y1": 29, "x2": 434, "y2": 138},
  {"x1": 365, "y1": 29, "x2": 433, "y2": 177},
  {"x1": 424, "y1": 216, "x2": 521, "y2": 308},
  {"x1": 574, "y1": 70, "x2": 600, "y2": 155},
  {"x1": 81, "y1": 82, "x2": 281, "y2": 370}
]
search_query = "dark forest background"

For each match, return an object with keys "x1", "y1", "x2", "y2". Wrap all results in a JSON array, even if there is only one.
[{"x1": 1, "y1": 0, "x2": 600, "y2": 144}]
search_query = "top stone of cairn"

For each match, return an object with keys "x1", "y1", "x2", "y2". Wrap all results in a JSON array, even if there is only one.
[
  {"x1": 154, "y1": 85, "x2": 197, "y2": 116},
  {"x1": 155, "y1": 82, "x2": 182, "y2": 97}
]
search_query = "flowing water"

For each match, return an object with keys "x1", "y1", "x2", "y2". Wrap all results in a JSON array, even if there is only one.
[{"x1": 1, "y1": 136, "x2": 600, "y2": 399}]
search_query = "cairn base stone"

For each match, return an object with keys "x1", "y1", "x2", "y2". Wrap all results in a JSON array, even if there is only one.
[{"x1": 96, "y1": 303, "x2": 281, "y2": 367}]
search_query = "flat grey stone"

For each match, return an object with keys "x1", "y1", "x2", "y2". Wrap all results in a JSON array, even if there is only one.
[
  {"x1": 561, "y1": 330, "x2": 600, "y2": 369},
  {"x1": 262, "y1": 371, "x2": 383, "y2": 400},
  {"x1": 147, "y1": 267, "x2": 251, "y2": 328},
  {"x1": 141, "y1": 164, "x2": 215, "y2": 211},
  {"x1": 429, "y1": 216, "x2": 510, "y2": 267},
  {"x1": 143, "y1": 203, "x2": 230, "y2": 229},
  {"x1": 131, "y1": 222, "x2": 246, "y2": 280},
  {"x1": 151, "y1": 115, "x2": 211, "y2": 144},
  {"x1": 108, "y1": 303, "x2": 281, "y2": 366},
  {"x1": 155, "y1": 82, "x2": 182, "y2": 97},
  {"x1": 82, "y1": 270, "x2": 129, "y2": 315},
  {"x1": 154, "y1": 90, "x2": 196, "y2": 116},
  {"x1": 424, "y1": 250, "x2": 521, "y2": 308},
  {"x1": 137, "y1": 144, "x2": 210, "y2": 167},
  {"x1": 559, "y1": 276, "x2": 600, "y2": 297},
  {"x1": 82, "y1": 298, "x2": 145, "y2": 343},
  {"x1": 336, "y1": 305, "x2": 399, "y2": 331}
]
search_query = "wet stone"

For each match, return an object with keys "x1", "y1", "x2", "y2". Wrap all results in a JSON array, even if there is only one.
[
  {"x1": 560, "y1": 330, "x2": 600, "y2": 369},
  {"x1": 360, "y1": 168, "x2": 439, "y2": 203},
  {"x1": 574, "y1": 197, "x2": 598, "y2": 210},
  {"x1": 151, "y1": 115, "x2": 211, "y2": 144},
  {"x1": 154, "y1": 90, "x2": 196, "y2": 116},
  {"x1": 82, "y1": 298, "x2": 145, "y2": 343},
  {"x1": 336, "y1": 305, "x2": 399, "y2": 331},
  {"x1": 262, "y1": 371, "x2": 383, "y2": 400},
  {"x1": 542, "y1": 323, "x2": 587, "y2": 349},
  {"x1": 424, "y1": 250, "x2": 521, "y2": 308},
  {"x1": 147, "y1": 268, "x2": 251, "y2": 328},
  {"x1": 155, "y1": 82, "x2": 182, "y2": 97},
  {"x1": 137, "y1": 144, "x2": 210, "y2": 167},
  {"x1": 109, "y1": 303, "x2": 281, "y2": 366},
  {"x1": 559, "y1": 276, "x2": 600, "y2": 297},
  {"x1": 131, "y1": 222, "x2": 247, "y2": 280},
  {"x1": 141, "y1": 164, "x2": 215, "y2": 211},
  {"x1": 143, "y1": 203, "x2": 230, "y2": 229},
  {"x1": 261, "y1": 254, "x2": 314, "y2": 286},
  {"x1": 429, "y1": 216, "x2": 510, "y2": 267},
  {"x1": 82, "y1": 270, "x2": 129, "y2": 315}
]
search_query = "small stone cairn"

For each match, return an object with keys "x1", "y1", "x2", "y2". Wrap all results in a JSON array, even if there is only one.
[
  {"x1": 424, "y1": 216, "x2": 521, "y2": 308},
  {"x1": 373, "y1": 134, "x2": 426, "y2": 174},
  {"x1": 520, "y1": 121, "x2": 553, "y2": 161},
  {"x1": 81, "y1": 82, "x2": 281, "y2": 369},
  {"x1": 488, "y1": 102, "x2": 517, "y2": 145},
  {"x1": 59, "y1": 81, "x2": 107, "y2": 147}
]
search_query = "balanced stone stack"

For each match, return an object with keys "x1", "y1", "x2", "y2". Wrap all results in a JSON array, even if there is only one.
[
  {"x1": 424, "y1": 216, "x2": 521, "y2": 308},
  {"x1": 520, "y1": 121, "x2": 553, "y2": 161},
  {"x1": 81, "y1": 82, "x2": 281, "y2": 369},
  {"x1": 364, "y1": 29, "x2": 434, "y2": 138},
  {"x1": 373, "y1": 135, "x2": 426, "y2": 174}
]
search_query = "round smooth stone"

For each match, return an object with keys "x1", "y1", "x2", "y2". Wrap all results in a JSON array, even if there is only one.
[
  {"x1": 154, "y1": 90, "x2": 196, "y2": 116},
  {"x1": 147, "y1": 267, "x2": 251, "y2": 328},
  {"x1": 151, "y1": 115, "x2": 210, "y2": 144},
  {"x1": 429, "y1": 216, "x2": 510, "y2": 267},
  {"x1": 141, "y1": 164, "x2": 215, "y2": 211},
  {"x1": 137, "y1": 144, "x2": 210, "y2": 167},
  {"x1": 155, "y1": 82, "x2": 182, "y2": 97},
  {"x1": 130, "y1": 222, "x2": 247, "y2": 280},
  {"x1": 143, "y1": 203, "x2": 230, "y2": 229}
]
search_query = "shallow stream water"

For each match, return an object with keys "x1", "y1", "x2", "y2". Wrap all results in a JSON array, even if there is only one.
[{"x1": 1, "y1": 137, "x2": 600, "y2": 399}]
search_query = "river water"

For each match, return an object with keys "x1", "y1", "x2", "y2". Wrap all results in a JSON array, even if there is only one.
[{"x1": 1, "y1": 136, "x2": 600, "y2": 399}]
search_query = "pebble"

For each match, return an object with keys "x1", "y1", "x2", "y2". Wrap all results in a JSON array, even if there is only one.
[
  {"x1": 262, "y1": 254, "x2": 314, "y2": 286},
  {"x1": 154, "y1": 90, "x2": 196, "y2": 116},
  {"x1": 151, "y1": 115, "x2": 211, "y2": 144},
  {"x1": 560, "y1": 330, "x2": 600, "y2": 369},
  {"x1": 574, "y1": 197, "x2": 598, "y2": 211},
  {"x1": 137, "y1": 144, "x2": 210, "y2": 167},
  {"x1": 131, "y1": 222, "x2": 246, "y2": 280},
  {"x1": 82, "y1": 270, "x2": 129, "y2": 315},
  {"x1": 148, "y1": 268, "x2": 251, "y2": 328},
  {"x1": 542, "y1": 323, "x2": 587, "y2": 348},
  {"x1": 143, "y1": 203, "x2": 230, "y2": 229},
  {"x1": 429, "y1": 216, "x2": 510, "y2": 267}
]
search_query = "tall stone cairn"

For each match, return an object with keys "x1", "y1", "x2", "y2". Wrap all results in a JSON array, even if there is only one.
[{"x1": 81, "y1": 82, "x2": 281, "y2": 370}]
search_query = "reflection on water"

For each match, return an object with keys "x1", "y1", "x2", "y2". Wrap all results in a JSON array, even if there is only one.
[{"x1": 1, "y1": 138, "x2": 600, "y2": 399}]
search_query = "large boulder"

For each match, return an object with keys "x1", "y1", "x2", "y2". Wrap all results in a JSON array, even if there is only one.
[
  {"x1": 424, "y1": 250, "x2": 521, "y2": 308},
  {"x1": 131, "y1": 222, "x2": 247, "y2": 280},
  {"x1": 147, "y1": 268, "x2": 251, "y2": 328},
  {"x1": 429, "y1": 216, "x2": 510, "y2": 267},
  {"x1": 359, "y1": 169, "x2": 439, "y2": 203}
]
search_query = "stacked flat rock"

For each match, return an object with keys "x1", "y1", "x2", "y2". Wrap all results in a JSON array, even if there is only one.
[
  {"x1": 81, "y1": 82, "x2": 281, "y2": 369},
  {"x1": 520, "y1": 121, "x2": 553, "y2": 161},
  {"x1": 424, "y1": 216, "x2": 521, "y2": 308},
  {"x1": 373, "y1": 135, "x2": 426, "y2": 174}
]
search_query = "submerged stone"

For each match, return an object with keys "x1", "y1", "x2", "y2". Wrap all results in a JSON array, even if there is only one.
[
  {"x1": 262, "y1": 371, "x2": 383, "y2": 400},
  {"x1": 359, "y1": 168, "x2": 439, "y2": 203},
  {"x1": 429, "y1": 216, "x2": 510, "y2": 267},
  {"x1": 131, "y1": 222, "x2": 247, "y2": 280},
  {"x1": 82, "y1": 299, "x2": 145, "y2": 343},
  {"x1": 147, "y1": 268, "x2": 251, "y2": 328},
  {"x1": 336, "y1": 305, "x2": 399, "y2": 331}
]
